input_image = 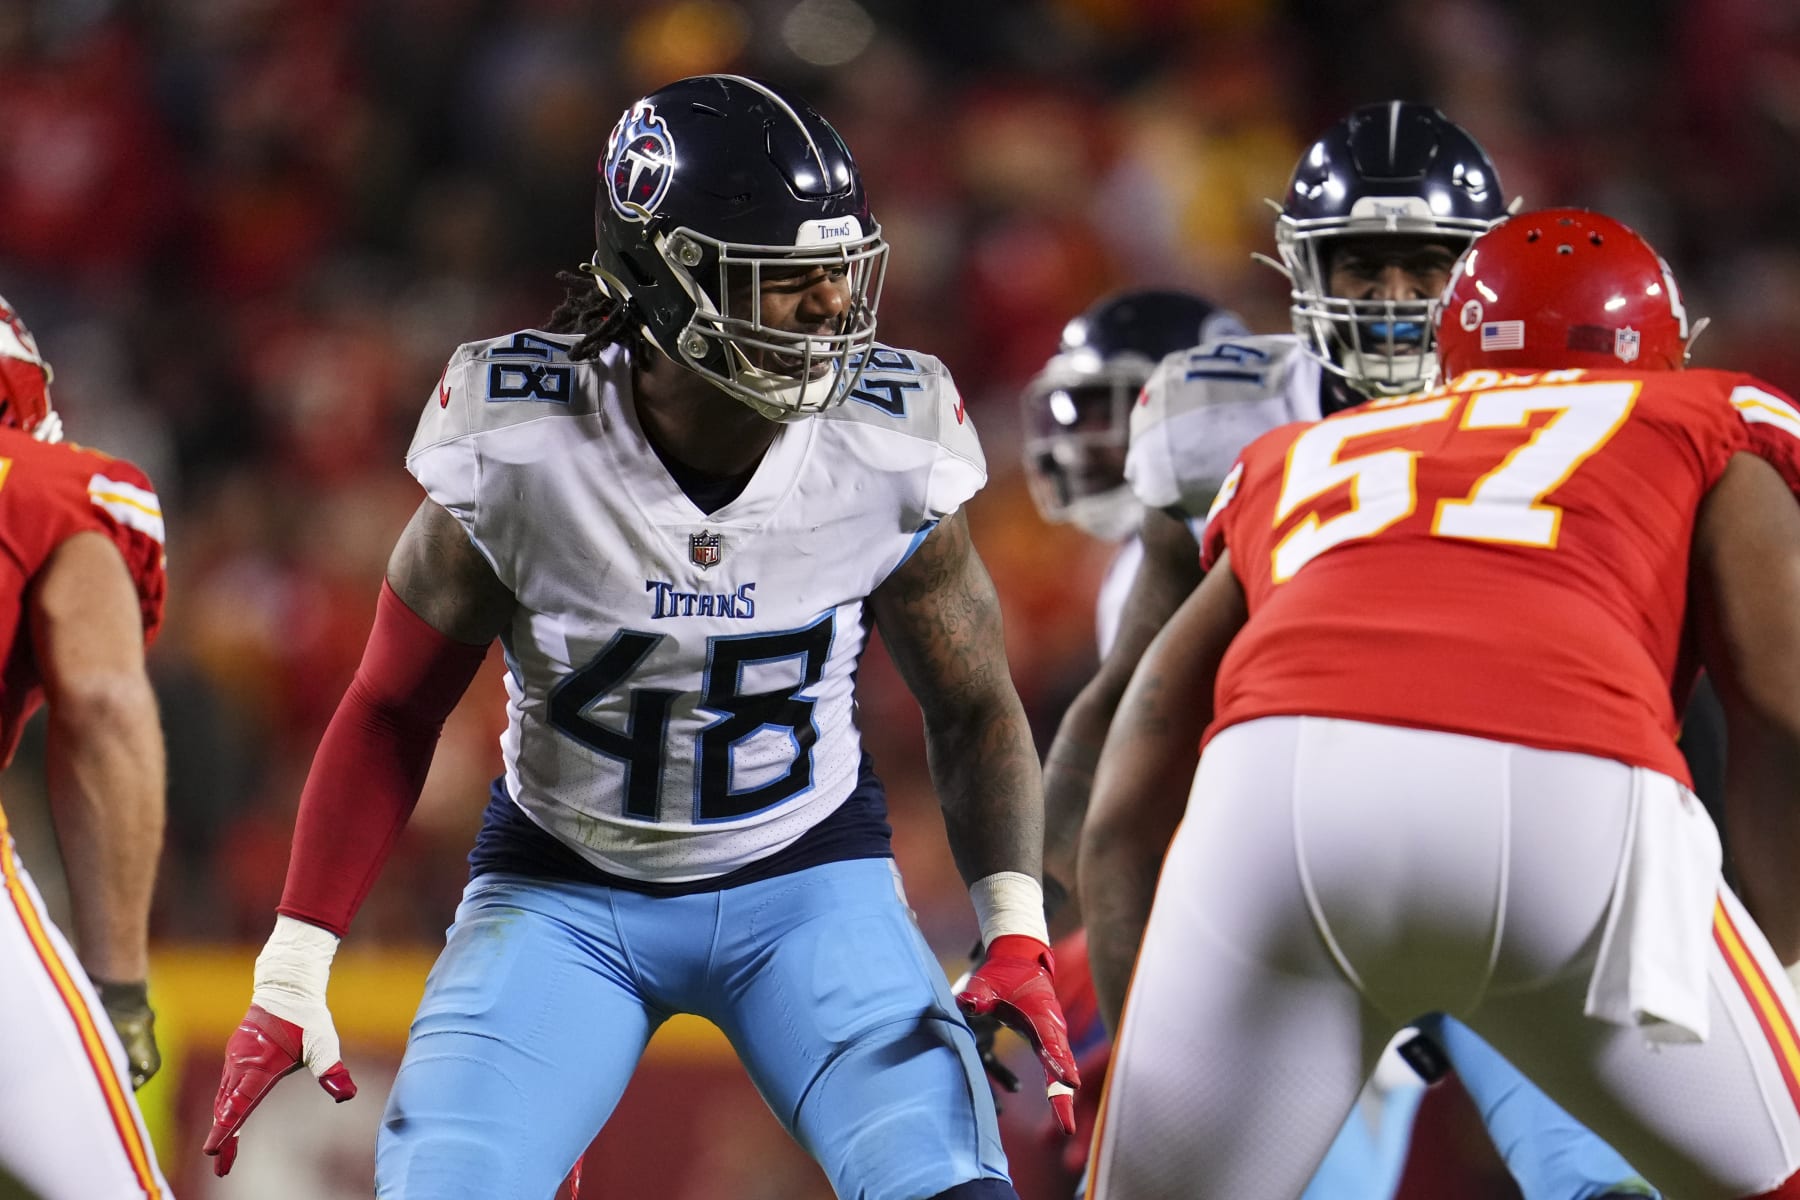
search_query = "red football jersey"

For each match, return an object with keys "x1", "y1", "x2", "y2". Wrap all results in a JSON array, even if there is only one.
[
  {"x1": 1198, "y1": 367, "x2": 1780, "y2": 783},
  {"x1": 0, "y1": 429, "x2": 166, "y2": 766}
]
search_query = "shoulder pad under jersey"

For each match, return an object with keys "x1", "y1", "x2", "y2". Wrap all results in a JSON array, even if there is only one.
[
  {"x1": 818, "y1": 344, "x2": 987, "y2": 521},
  {"x1": 1126, "y1": 334, "x2": 1318, "y2": 518},
  {"x1": 406, "y1": 330, "x2": 613, "y2": 529},
  {"x1": 410, "y1": 329, "x2": 602, "y2": 453}
]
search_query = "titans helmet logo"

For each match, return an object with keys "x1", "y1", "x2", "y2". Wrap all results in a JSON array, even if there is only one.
[{"x1": 604, "y1": 101, "x2": 676, "y2": 223}]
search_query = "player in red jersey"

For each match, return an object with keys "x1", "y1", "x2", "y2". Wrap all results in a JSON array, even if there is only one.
[
  {"x1": 1079, "y1": 210, "x2": 1800, "y2": 1200},
  {"x1": 0, "y1": 293, "x2": 171, "y2": 1199}
]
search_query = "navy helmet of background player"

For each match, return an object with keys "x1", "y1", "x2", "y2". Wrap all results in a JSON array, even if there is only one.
[
  {"x1": 1270, "y1": 101, "x2": 1507, "y2": 406},
  {"x1": 580, "y1": 73, "x2": 888, "y2": 419},
  {"x1": 1021, "y1": 289, "x2": 1247, "y2": 542}
]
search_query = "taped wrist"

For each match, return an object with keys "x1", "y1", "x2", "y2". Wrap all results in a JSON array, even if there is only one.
[
  {"x1": 252, "y1": 915, "x2": 344, "y2": 1072},
  {"x1": 969, "y1": 871, "x2": 1050, "y2": 948},
  {"x1": 254, "y1": 914, "x2": 339, "y2": 997}
]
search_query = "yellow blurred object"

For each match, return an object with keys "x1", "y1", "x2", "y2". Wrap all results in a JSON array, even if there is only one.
[
  {"x1": 622, "y1": 1, "x2": 752, "y2": 90},
  {"x1": 139, "y1": 945, "x2": 751, "y2": 1169}
]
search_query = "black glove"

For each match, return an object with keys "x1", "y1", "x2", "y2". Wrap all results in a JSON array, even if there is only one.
[{"x1": 92, "y1": 978, "x2": 161, "y2": 1090}]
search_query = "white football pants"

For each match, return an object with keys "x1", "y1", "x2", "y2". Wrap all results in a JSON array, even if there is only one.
[
  {"x1": 1088, "y1": 716, "x2": 1800, "y2": 1200},
  {"x1": 0, "y1": 815, "x2": 170, "y2": 1198}
]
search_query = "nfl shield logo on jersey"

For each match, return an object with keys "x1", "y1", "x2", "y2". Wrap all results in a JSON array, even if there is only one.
[
  {"x1": 1615, "y1": 326, "x2": 1641, "y2": 364},
  {"x1": 690, "y1": 530, "x2": 723, "y2": 569}
]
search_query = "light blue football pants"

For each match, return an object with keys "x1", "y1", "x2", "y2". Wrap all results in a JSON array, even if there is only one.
[
  {"x1": 1300, "y1": 1014, "x2": 1657, "y2": 1200},
  {"x1": 375, "y1": 860, "x2": 1010, "y2": 1199}
]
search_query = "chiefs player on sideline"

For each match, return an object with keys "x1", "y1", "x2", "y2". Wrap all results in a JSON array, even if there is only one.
[
  {"x1": 204, "y1": 75, "x2": 1074, "y2": 1200},
  {"x1": 0, "y1": 295, "x2": 171, "y2": 1198},
  {"x1": 1081, "y1": 208, "x2": 1800, "y2": 1200}
]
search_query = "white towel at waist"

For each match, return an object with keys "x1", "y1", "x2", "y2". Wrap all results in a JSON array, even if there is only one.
[{"x1": 1583, "y1": 767, "x2": 1722, "y2": 1044}]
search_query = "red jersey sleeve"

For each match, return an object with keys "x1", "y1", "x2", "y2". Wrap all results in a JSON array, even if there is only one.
[
  {"x1": 2, "y1": 441, "x2": 165, "y2": 642},
  {"x1": 0, "y1": 436, "x2": 167, "y2": 764},
  {"x1": 73, "y1": 451, "x2": 167, "y2": 645},
  {"x1": 1198, "y1": 460, "x2": 1244, "y2": 572},
  {"x1": 1197, "y1": 423, "x2": 1304, "y2": 574},
  {"x1": 1726, "y1": 374, "x2": 1800, "y2": 501}
]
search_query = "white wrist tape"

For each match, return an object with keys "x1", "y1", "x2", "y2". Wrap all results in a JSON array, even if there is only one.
[
  {"x1": 969, "y1": 871, "x2": 1049, "y2": 948},
  {"x1": 251, "y1": 915, "x2": 344, "y2": 1075}
]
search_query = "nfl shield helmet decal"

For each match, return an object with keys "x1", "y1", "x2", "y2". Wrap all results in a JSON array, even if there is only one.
[
  {"x1": 605, "y1": 101, "x2": 676, "y2": 222},
  {"x1": 1615, "y1": 326, "x2": 1641, "y2": 364},
  {"x1": 690, "y1": 530, "x2": 722, "y2": 569}
]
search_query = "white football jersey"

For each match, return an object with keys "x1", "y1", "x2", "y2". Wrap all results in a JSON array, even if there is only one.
[
  {"x1": 408, "y1": 332, "x2": 984, "y2": 883},
  {"x1": 1125, "y1": 334, "x2": 1322, "y2": 524},
  {"x1": 1093, "y1": 534, "x2": 1142, "y2": 660}
]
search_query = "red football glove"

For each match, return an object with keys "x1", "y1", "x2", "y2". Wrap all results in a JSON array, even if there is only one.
[
  {"x1": 954, "y1": 934, "x2": 1082, "y2": 1135},
  {"x1": 203, "y1": 1004, "x2": 357, "y2": 1176}
]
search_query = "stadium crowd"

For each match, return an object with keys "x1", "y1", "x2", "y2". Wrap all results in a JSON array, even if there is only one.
[{"x1": 0, "y1": 6, "x2": 1796, "y2": 1195}]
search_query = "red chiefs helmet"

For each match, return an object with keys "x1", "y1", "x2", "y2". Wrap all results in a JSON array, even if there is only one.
[
  {"x1": 1435, "y1": 208, "x2": 1693, "y2": 380},
  {"x1": 0, "y1": 293, "x2": 60, "y2": 441}
]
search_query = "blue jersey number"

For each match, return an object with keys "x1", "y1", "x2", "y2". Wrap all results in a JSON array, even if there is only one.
[
  {"x1": 1184, "y1": 342, "x2": 1270, "y2": 385},
  {"x1": 548, "y1": 617, "x2": 835, "y2": 821}
]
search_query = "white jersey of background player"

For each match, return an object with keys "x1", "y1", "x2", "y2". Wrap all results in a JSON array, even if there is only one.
[
  {"x1": 1020, "y1": 289, "x2": 1248, "y2": 657},
  {"x1": 1047, "y1": 103, "x2": 1661, "y2": 1200},
  {"x1": 1017, "y1": 287, "x2": 1249, "y2": 1192},
  {"x1": 410, "y1": 331, "x2": 981, "y2": 879}
]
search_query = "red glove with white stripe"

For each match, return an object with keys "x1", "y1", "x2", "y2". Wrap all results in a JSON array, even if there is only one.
[{"x1": 955, "y1": 934, "x2": 1082, "y2": 1135}]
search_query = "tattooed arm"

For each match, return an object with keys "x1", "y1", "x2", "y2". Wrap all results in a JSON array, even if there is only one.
[
  {"x1": 1082, "y1": 550, "x2": 1247, "y2": 1032},
  {"x1": 868, "y1": 509, "x2": 1043, "y2": 885}
]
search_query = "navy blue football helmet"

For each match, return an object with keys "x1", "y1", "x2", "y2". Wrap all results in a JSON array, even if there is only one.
[
  {"x1": 1022, "y1": 288, "x2": 1247, "y2": 539},
  {"x1": 589, "y1": 75, "x2": 888, "y2": 420},
  {"x1": 1274, "y1": 102, "x2": 1506, "y2": 396}
]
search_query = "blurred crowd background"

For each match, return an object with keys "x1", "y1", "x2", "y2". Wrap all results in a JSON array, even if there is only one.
[{"x1": 1, "y1": 0, "x2": 1795, "y2": 1193}]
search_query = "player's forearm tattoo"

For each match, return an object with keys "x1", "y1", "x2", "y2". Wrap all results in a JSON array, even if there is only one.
[{"x1": 873, "y1": 511, "x2": 1044, "y2": 882}]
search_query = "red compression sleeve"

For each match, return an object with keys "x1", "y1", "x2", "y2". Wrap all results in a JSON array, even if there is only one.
[{"x1": 276, "y1": 582, "x2": 490, "y2": 936}]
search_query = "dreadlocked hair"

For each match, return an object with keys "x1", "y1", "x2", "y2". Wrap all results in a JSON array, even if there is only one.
[{"x1": 545, "y1": 269, "x2": 636, "y2": 362}]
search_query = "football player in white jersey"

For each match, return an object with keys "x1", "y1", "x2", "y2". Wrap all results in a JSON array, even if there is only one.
[
  {"x1": 1023, "y1": 288, "x2": 1250, "y2": 661},
  {"x1": 1043, "y1": 103, "x2": 1657, "y2": 1200},
  {"x1": 202, "y1": 75, "x2": 1077, "y2": 1200}
]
